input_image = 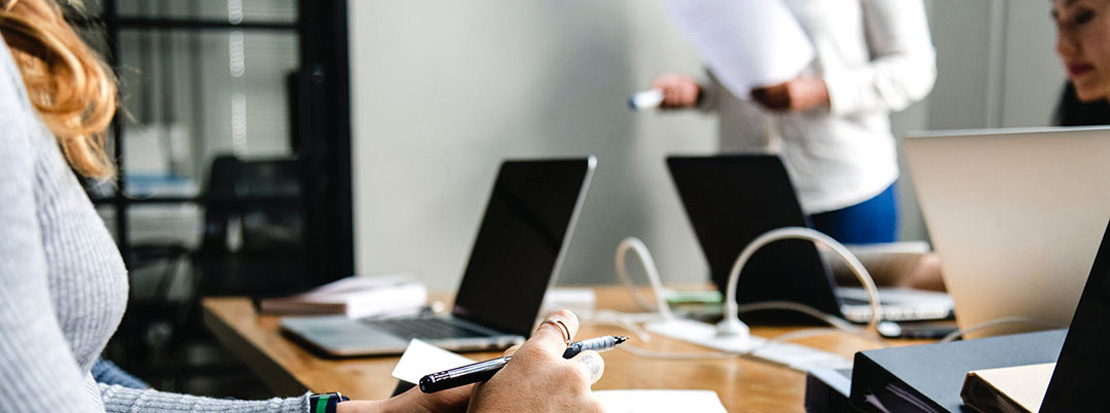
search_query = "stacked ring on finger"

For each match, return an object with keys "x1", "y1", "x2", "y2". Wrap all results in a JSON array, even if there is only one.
[{"x1": 540, "y1": 319, "x2": 572, "y2": 345}]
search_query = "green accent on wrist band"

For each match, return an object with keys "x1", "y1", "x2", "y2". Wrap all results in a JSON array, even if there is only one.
[{"x1": 314, "y1": 395, "x2": 330, "y2": 413}]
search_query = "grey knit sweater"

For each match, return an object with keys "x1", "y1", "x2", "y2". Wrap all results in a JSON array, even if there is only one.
[{"x1": 0, "y1": 40, "x2": 309, "y2": 412}]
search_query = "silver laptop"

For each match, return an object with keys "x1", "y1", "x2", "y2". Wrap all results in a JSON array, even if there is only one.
[
  {"x1": 281, "y1": 157, "x2": 596, "y2": 356},
  {"x1": 667, "y1": 155, "x2": 953, "y2": 324},
  {"x1": 904, "y1": 127, "x2": 1110, "y2": 338}
]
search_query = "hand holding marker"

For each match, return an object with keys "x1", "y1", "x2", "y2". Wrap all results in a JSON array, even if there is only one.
[{"x1": 628, "y1": 89, "x2": 665, "y2": 111}]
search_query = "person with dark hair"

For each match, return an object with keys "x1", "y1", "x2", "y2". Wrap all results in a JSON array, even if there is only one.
[
  {"x1": 1054, "y1": 81, "x2": 1110, "y2": 126},
  {"x1": 1054, "y1": 0, "x2": 1110, "y2": 107}
]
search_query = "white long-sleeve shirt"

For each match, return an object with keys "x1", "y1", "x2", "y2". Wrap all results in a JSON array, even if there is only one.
[{"x1": 700, "y1": 0, "x2": 936, "y2": 214}]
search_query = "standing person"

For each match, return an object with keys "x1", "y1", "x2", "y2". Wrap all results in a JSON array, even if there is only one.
[
  {"x1": 0, "y1": 0, "x2": 605, "y2": 412},
  {"x1": 1053, "y1": 0, "x2": 1110, "y2": 123},
  {"x1": 652, "y1": 0, "x2": 936, "y2": 245}
]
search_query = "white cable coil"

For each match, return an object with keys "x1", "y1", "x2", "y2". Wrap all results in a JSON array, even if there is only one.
[
  {"x1": 720, "y1": 227, "x2": 883, "y2": 338},
  {"x1": 608, "y1": 230, "x2": 1061, "y2": 362},
  {"x1": 610, "y1": 230, "x2": 884, "y2": 361},
  {"x1": 615, "y1": 237, "x2": 674, "y2": 320}
]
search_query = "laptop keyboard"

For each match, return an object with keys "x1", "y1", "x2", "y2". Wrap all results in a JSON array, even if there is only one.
[{"x1": 364, "y1": 317, "x2": 493, "y2": 340}]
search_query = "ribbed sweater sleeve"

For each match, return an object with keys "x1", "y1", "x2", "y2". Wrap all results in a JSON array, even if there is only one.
[
  {"x1": 100, "y1": 385, "x2": 310, "y2": 413},
  {"x1": 0, "y1": 46, "x2": 106, "y2": 412},
  {"x1": 0, "y1": 39, "x2": 312, "y2": 413}
]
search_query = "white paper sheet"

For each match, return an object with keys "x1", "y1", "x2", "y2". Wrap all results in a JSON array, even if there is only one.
[
  {"x1": 390, "y1": 339, "x2": 475, "y2": 384},
  {"x1": 595, "y1": 390, "x2": 728, "y2": 413},
  {"x1": 391, "y1": 341, "x2": 728, "y2": 412},
  {"x1": 663, "y1": 0, "x2": 815, "y2": 99}
]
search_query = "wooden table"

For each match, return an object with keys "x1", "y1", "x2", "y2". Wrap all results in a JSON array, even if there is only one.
[{"x1": 203, "y1": 287, "x2": 929, "y2": 412}]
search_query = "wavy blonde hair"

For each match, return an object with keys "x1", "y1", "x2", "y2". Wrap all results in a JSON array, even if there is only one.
[{"x1": 0, "y1": 0, "x2": 116, "y2": 179}]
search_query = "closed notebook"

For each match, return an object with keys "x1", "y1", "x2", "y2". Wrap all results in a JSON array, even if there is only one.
[
  {"x1": 257, "y1": 275, "x2": 427, "y2": 319},
  {"x1": 960, "y1": 363, "x2": 1054, "y2": 413},
  {"x1": 849, "y1": 329, "x2": 1066, "y2": 413}
]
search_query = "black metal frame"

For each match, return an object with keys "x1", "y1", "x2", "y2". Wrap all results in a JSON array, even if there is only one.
[
  {"x1": 297, "y1": 0, "x2": 355, "y2": 285},
  {"x1": 94, "y1": 0, "x2": 354, "y2": 285}
]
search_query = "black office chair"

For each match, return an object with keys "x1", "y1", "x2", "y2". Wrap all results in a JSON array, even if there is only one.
[
  {"x1": 192, "y1": 155, "x2": 312, "y2": 299},
  {"x1": 112, "y1": 155, "x2": 312, "y2": 388}
]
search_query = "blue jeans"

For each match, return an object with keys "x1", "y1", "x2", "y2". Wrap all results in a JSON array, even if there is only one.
[{"x1": 809, "y1": 184, "x2": 898, "y2": 244}]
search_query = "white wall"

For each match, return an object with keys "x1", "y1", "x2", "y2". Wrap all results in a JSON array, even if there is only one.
[
  {"x1": 350, "y1": 1, "x2": 717, "y2": 289},
  {"x1": 925, "y1": 0, "x2": 1064, "y2": 131},
  {"x1": 999, "y1": 1, "x2": 1067, "y2": 128},
  {"x1": 350, "y1": 0, "x2": 1067, "y2": 290}
]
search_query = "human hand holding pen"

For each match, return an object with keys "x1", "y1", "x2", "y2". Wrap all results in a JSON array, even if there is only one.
[
  {"x1": 466, "y1": 310, "x2": 607, "y2": 413},
  {"x1": 420, "y1": 335, "x2": 626, "y2": 392}
]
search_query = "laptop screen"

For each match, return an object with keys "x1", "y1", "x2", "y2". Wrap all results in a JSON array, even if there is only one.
[
  {"x1": 452, "y1": 158, "x2": 594, "y2": 336},
  {"x1": 666, "y1": 155, "x2": 842, "y2": 316},
  {"x1": 1040, "y1": 220, "x2": 1110, "y2": 411}
]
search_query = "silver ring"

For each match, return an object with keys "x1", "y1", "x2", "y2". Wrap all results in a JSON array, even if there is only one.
[{"x1": 541, "y1": 319, "x2": 572, "y2": 344}]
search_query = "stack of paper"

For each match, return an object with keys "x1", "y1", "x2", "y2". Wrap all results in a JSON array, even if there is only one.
[
  {"x1": 258, "y1": 274, "x2": 427, "y2": 319},
  {"x1": 662, "y1": 0, "x2": 815, "y2": 98}
]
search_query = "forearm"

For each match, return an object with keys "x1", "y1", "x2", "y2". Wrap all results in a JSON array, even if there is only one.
[
  {"x1": 824, "y1": 50, "x2": 936, "y2": 115},
  {"x1": 100, "y1": 385, "x2": 309, "y2": 413},
  {"x1": 825, "y1": 0, "x2": 936, "y2": 115}
]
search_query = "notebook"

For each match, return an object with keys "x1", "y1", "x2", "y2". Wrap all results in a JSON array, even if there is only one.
[
  {"x1": 960, "y1": 363, "x2": 1055, "y2": 413},
  {"x1": 666, "y1": 154, "x2": 953, "y2": 323},
  {"x1": 281, "y1": 157, "x2": 595, "y2": 356}
]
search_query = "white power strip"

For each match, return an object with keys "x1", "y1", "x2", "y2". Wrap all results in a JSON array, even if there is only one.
[{"x1": 644, "y1": 319, "x2": 853, "y2": 371}]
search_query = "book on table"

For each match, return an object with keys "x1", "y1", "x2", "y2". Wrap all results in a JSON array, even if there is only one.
[
  {"x1": 257, "y1": 274, "x2": 427, "y2": 319},
  {"x1": 960, "y1": 363, "x2": 1054, "y2": 413}
]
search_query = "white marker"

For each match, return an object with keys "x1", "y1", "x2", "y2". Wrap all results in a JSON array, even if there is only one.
[{"x1": 628, "y1": 89, "x2": 664, "y2": 111}]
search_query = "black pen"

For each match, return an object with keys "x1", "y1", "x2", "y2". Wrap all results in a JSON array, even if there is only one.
[{"x1": 419, "y1": 335, "x2": 628, "y2": 393}]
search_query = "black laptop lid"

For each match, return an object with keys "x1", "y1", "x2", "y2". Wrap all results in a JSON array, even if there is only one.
[
  {"x1": 452, "y1": 157, "x2": 594, "y2": 336},
  {"x1": 1040, "y1": 219, "x2": 1110, "y2": 412},
  {"x1": 666, "y1": 155, "x2": 842, "y2": 316}
]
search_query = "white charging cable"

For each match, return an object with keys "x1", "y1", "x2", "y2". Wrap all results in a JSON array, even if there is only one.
[
  {"x1": 615, "y1": 237, "x2": 674, "y2": 320},
  {"x1": 720, "y1": 227, "x2": 883, "y2": 338},
  {"x1": 606, "y1": 230, "x2": 885, "y2": 361},
  {"x1": 940, "y1": 316, "x2": 1065, "y2": 343}
]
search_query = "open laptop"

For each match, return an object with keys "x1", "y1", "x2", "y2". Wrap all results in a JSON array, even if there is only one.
[
  {"x1": 281, "y1": 157, "x2": 596, "y2": 356},
  {"x1": 666, "y1": 155, "x2": 953, "y2": 323},
  {"x1": 1040, "y1": 219, "x2": 1110, "y2": 411},
  {"x1": 904, "y1": 127, "x2": 1110, "y2": 338}
]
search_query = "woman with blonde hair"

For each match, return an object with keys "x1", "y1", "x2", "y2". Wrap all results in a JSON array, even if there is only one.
[{"x1": 0, "y1": 1, "x2": 605, "y2": 412}]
